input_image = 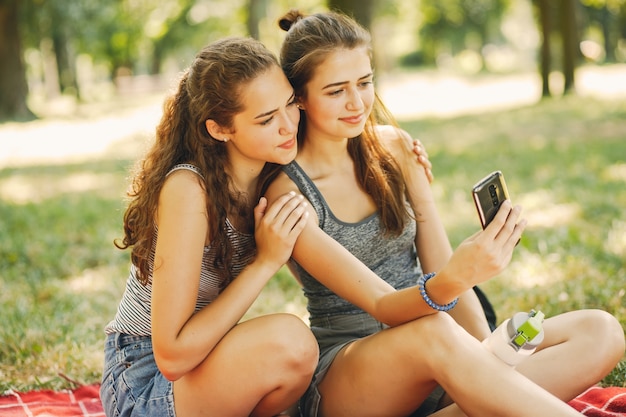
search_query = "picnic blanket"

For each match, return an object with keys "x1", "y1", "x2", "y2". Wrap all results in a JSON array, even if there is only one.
[
  {"x1": 0, "y1": 383, "x2": 625, "y2": 416},
  {"x1": 0, "y1": 384, "x2": 104, "y2": 417},
  {"x1": 569, "y1": 386, "x2": 626, "y2": 416}
]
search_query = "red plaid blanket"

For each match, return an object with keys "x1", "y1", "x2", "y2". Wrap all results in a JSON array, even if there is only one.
[
  {"x1": 569, "y1": 386, "x2": 626, "y2": 416},
  {"x1": 0, "y1": 384, "x2": 625, "y2": 416},
  {"x1": 0, "y1": 384, "x2": 103, "y2": 417}
]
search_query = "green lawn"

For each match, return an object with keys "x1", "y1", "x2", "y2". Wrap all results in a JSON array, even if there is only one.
[{"x1": 0, "y1": 94, "x2": 624, "y2": 392}]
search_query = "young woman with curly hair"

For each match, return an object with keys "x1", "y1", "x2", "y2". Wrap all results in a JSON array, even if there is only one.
[{"x1": 100, "y1": 37, "x2": 318, "y2": 417}]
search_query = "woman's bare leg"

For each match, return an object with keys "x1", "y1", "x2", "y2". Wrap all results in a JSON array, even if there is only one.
[
  {"x1": 173, "y1": 313, "x2": 318, "y2": 417},
  {"x1": 427, "y1": 309, "x2": 623, "y2": 417},
  {"x1": 317, "y1": 313, "x2": 583, "y2": 417},
  {"x1": 515, "y1": 309, "x2": 624, "y2": 401},
  {"x1": 447, "y1": 289, "x2": 492, "y2": 340}
]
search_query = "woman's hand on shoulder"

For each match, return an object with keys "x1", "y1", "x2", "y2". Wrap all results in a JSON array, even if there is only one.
[
  {"x1": 253, "y1": 190, "x2": 309, "y2": 271},
  {"x1": 376, "y1": 125, "x2": 433, "y2": 183},
  {"x1": 410, "y1": 138, "x2": 433, "y2": 183}
]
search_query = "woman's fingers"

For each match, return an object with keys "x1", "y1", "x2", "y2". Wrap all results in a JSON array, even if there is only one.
[
  {"x1": 257, "y1": 191, "x2": 308, "y2": 238},
  {"x1": 483, "y1": 200, "x2": 513, "y2": 238},
  {"x1": 254, "y1": 192, "x2": 309, "y2": 266},
  {"x1": 491, "y1": 201, "x2": 526, "y2": 246},
  {"x1": 271, "y1": 193, "x2": 308, "y2": 232},
  {"x1": 411, "y1": 139, "x2": 434, "y2": 183},
  {"x1": 454, "y1": 200, "x2": 526, "y2": 285}
]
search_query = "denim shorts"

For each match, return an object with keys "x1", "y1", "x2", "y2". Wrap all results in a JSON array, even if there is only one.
[
  {"x1": 299, "y1": 312, "x2": 444, "y2": 417},
  {"x1": 100, "y1": 333, "x2": 175, "y2": 417}
]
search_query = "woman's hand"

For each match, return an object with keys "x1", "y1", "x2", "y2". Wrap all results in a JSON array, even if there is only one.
[
  {"x1": 443, "y1": 200, "x2": 527, "y2": 290},
  {"x1": 253, "y1": 191, "x2": 309, "y2": 270},
  {"x1": 411, "y1": 139, "x2": 433, "y2": 183}
]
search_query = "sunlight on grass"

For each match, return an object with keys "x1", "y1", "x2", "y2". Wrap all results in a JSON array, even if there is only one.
[
  {"x1": 604, "y1": 162, "x2": 626, "y2": 182},
  {"x1": 67, "y1": 267, "x2": 118, "y2": 294},
  {"x1": 0, "y1": 172, "x2": 122, "y2": 204},
  {"x1": 606, "y1": 220, "x2": 626, "y2": 257},
  {"x1": 505, "y1": 250, "x2": 566, "y2": 288},
  {"x1": 520, "y1": 190, "x2": 581, "y2": 228}
]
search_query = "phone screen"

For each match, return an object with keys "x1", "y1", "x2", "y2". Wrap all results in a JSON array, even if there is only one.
[{"x1": 472, "y1": 171, "x2": 510, "y2": 229}]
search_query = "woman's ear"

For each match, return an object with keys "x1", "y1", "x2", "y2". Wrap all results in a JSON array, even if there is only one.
[{"x1": 205, "y1": 119, "x2": 230, "y2": 142}]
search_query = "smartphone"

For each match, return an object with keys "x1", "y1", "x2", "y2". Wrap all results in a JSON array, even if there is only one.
[{"x1": 472, "y1": 171, "x2": 510, "y2": 229}]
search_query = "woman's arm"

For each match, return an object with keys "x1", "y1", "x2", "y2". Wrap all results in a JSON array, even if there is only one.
[
  {"x1": 378, "y1": 127, "x2": 451, "y2": 272},
  {"x1": 266, "y1": 158, "x2": 525, "y2": 328},
  {"x1": 151, "y1": 171, "x2": 308, "y2": 380},
  {"x1": 265, "y1": 173, "x2": 461, "y2": 327},
  {"x1": 380, "y1": 127, "x2": 492, "y2": 338}
]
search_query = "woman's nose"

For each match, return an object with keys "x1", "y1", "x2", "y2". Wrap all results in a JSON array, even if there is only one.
[
  {"x1": 346, "y1": 88, "x2": 364, "y2": 111},
  {"x1": 279, "y1": 108, "x2": 299, "y2": 136}
]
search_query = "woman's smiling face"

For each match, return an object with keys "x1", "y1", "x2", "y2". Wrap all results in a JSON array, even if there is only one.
[{"x1": 300, "y1": 46, "x2": 374, "y2": 141}]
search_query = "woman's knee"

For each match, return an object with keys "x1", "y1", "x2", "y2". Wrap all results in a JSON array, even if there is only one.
[
  {"x1": 398, "y1": 313, "x2": 474, "y2": 360},
  {"x1": 261, "y1": 314, "x2": 319, "y2": 376},
  {"x1": 550, "y1": 309, "x2": 625, "y2": 367},
  {"x1": 584, "y1": 309, "x2": 625, "y2": 360}
]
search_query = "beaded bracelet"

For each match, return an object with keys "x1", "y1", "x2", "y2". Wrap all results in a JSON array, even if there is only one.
[{"x1": 418, "y1": 272, "x2": 459, "y2": 312}]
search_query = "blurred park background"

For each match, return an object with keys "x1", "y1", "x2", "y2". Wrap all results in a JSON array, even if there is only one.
[{"x1": 0, "y1": 0, "x2": 625, "y2": 392}]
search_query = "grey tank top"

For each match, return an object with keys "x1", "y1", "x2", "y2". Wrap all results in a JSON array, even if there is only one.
[
  {"x1": 105, "y1": 164, "x2": 256, "y2": 336},
  {"x1": 283, "y1": 161, "x2": 423, "y2": 320}
]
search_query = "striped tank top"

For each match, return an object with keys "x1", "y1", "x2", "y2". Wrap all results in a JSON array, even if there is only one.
[{"x1": 104, "y1": 164, "x2": 256, "y2": 336}]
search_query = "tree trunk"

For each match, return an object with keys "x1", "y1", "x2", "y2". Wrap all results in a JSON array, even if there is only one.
[
  {"x1": 0, "y1": 0, "x2": 34, "y2": 121},
  {"x1": 246, "y1": 0, "x2": 266, "y2": 40},
  {"x1": 52, "y1": 26, "x2": 79, "y2": 97},
  {"x1": 600, "y1": 6, "x2": 615, "y2": 62},
  {"x1": 560, "y1": 0, "x2": 578, "y2": 94},
  {"x1": 537, "y1": 0, "x2": 552, "y2": 97},
  {"x1": 327, "y1": 0, "x2": 375, "y2": 31}
]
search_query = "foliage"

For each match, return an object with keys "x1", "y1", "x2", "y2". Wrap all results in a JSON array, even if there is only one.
[
  {"x1": 418, "y1": 0, "x2": 511, "y2": 65},
  {"x1": 19, "y1": 0, "x2": 248, "y2": 78}
]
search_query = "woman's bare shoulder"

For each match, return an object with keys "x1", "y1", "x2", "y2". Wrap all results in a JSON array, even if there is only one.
[
  {"x1": 264, "y1": 170, "x2": 299, "y2": 202},
  {"x1": 160, "y1": 168, "x2": 207, "y2": 208},
  {"x1": 374, "y1": 125, "x2": 414, "y2": 158}
]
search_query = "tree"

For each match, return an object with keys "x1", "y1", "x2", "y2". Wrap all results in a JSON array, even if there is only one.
[
  {"x1": 537, "y1": 0, "x2": 552, "y2": 96},
  {"x1": 247, "y1": 0, "x2": 267, "y2": 40},
  {"x1": 534, "y1": 0, "x2": 580, "y2": 97},
  {"x1": 327, "y1": 0, "x2": 375, "y2": 30},
  {"x1": 418, "y1": 0, "x2": 511, "y2": 68},
  {"x1": 580, "y1": 0, "x2": 626, "y2": 63},
  {"x1": 0, "y1": 0, "x2": 34, "y2": 121},
  {"x1": 561, "y1": 0, "x2": 579, "y2": 94}
]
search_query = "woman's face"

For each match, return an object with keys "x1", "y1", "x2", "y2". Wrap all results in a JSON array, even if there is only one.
[
  {"x1": 228, "y1": 65, "x2": 300, "y2": 165},
  {"x1": 300, "y1": 46, "x2": 374, "y2": 142}
]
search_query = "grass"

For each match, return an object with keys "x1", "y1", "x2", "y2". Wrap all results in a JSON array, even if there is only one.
[{"x1": 0, "y1": 93, "x2": 624, "y2": 392}]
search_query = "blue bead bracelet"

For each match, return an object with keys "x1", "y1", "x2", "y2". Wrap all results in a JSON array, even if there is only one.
[{"x1": 418, "y1": 272, "x2": 459, "y2": 312}]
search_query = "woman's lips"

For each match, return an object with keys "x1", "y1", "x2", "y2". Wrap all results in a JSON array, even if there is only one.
[
  {"x1": 279, "y1": 137, "x2": 296, "y2": 149},
  {"x1": 340, "y1": 114, "x2": 364, "y2": 124}
]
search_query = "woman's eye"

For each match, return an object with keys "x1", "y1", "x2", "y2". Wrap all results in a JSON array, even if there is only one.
[
  {"x1": 260, "y1": 117, "x2": 273, "y2": 126},
  {"x1": 328, "y1": 89, "x2": 343, "y2": 96}
]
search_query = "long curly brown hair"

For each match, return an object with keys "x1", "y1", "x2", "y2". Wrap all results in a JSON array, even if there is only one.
[
  {"x1": 266, "y1": 10, "x2": 410, "y2": 235},
  {"x1": 116, "y1": 37, "x2": 281, "y2": 285}
]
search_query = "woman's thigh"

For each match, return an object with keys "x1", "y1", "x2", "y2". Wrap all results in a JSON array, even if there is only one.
[
  {"x1": 317, "y1": 314, "x2": 454, "y2": 417},
  {"x1": 174, "y1": 313, "x2": 318, "y2": 417}
]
